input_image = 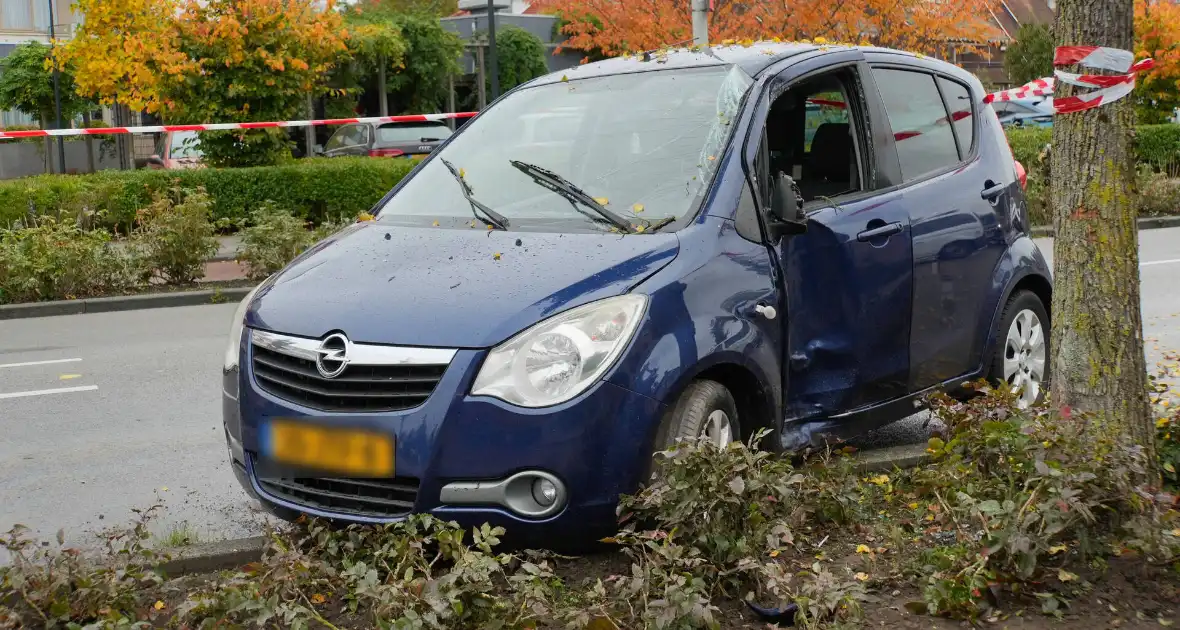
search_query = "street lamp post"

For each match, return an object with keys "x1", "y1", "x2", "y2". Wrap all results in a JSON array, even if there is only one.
[
  {"x1": 47, "y1": 0, "x2": 67, "y2": 175},
  {"x1": 486, "y1": 0, "x2": 500, "y2": 101}
]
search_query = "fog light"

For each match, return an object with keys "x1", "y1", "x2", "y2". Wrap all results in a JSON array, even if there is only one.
[{"x1": 532, "y1": 478, "x2": 558, "y2": 506}]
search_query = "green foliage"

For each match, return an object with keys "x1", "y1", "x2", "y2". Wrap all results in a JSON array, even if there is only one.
[
  {"x1": 1138, "y1": 167, "x2": 1180, "y2": 216},
  {"x1": 621, "y1": 431, "x2": 799, "y2": 575},
  {"x1": 1157, "y1": 404, "x2": 1180, "y2": 488},
  {"x1": 0, "y1": 42, "x2": 91, "y2": 124},
  {"x1": 133, "y1": 187, "x2": 219, "y2": 284},
  {"x1": 364, "y1": 0, "x2": 460, "y2": 17},
  {"x1": 0, "y1": 158, "x2": 415, "y2": 234},
  {"x1": 1004, "y1": 24, "x2": 1055, "y2": 87},
  {"x1": 0, "y1": 508, "x2": 166, "y2": 627},
  {"x1": 383, "y1": 13, "x2": 464, "y2": 113},
  {"x1": 179, "y1": 515, "x2": 560, "y2": 629},
  {"x1": 0, "y1": 219, "x2": 141, "y2": 304},
  {"x1": 237, "y1": 204, "x2": 349, "y2": 279},
  {"x1": 1007, "y1": 125, "x2": 1180, "y2": 224},
  {"x1": 907, "y1": 385, "x2": 1178, "y2": 620},
  {"x1": 490, "y1": 26, "x2": 551, "y2": 93},
  {"x1": 1136, "y1": 124, "x2": 1180, "y2": 173}
]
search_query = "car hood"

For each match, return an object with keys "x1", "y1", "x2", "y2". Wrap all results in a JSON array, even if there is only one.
[{"x1": 247, "y1": 222, "x2": 680, "y2": 348}]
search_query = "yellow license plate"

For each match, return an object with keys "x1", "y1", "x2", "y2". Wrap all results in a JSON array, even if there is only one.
[{"x1": 267, "y1": 420, "x2": 394, "y2": 476}]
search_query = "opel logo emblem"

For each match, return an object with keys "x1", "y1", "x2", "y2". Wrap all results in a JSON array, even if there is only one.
[{"x1": 315, "y1": 333, "x2": 351, "y2": 379}]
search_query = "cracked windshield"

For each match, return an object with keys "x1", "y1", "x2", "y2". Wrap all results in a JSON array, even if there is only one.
[{"x1": 377, "y1": 65, "x2": 752, "y2": 231}]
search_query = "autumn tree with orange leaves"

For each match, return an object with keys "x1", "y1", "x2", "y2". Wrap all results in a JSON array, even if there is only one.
[
  {"x1": 1135, "y1": 0, "x2": 1180, "y2": 123},
  {"x1": 62, "y1": 0, "x2": 348, "y2": 166},
  {"x1": 533, "y1": 0, "x2": 998, "y2": 58}
]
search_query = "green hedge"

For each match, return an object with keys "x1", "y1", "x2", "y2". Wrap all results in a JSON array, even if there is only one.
[
  {"x1": 1006, "y1": 125, "x2": 1180, "y2": 226},
  {"x1": 0, "y1": 157, "x2": 416, "y2": 232},
  {"x1": 1005, "y1": 124, "x2": 1180, "y2": 171}
]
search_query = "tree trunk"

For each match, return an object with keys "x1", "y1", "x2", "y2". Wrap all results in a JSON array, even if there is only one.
[{"x1": 1051, "y1": 0, "x2": 1155, "y2": 472}]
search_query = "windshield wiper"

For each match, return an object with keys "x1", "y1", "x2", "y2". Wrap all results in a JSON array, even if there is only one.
[
  {"x1": 440, "y1": 158, "x2": 510, "y2": 230},
  {"x1": 509, "y1": 160, "x2": 634, "y2": 233}
]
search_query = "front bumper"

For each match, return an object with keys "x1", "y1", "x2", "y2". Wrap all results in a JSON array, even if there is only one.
[{"x1": 223, "y1": 343, "x2": 665, "y2": 541}]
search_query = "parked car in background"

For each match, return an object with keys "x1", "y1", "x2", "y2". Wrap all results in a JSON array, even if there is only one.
[
  {"x1": 147, "y1": 130, "x2": 204, "y2": 169},
  {"x1": 992, "y1": 97, "x2": 1054, "y2": 128},
  {"x1": 321, "y1": 120, "x2": 453, "y2": 159},
  {"x1": 222, "y1": 42, "x2": 1052, "y2": 543}
]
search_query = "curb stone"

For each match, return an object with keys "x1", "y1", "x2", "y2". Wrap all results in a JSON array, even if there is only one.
[
  {"x1": 1029, "y1": 215, "x2": 1180, "y2": 238},
  {"x1": 157, "y1": 536, "x2": 267, "y2": 577},
  {"x1": 0, "y1": 287, "x2": 256, "y2": 321}
]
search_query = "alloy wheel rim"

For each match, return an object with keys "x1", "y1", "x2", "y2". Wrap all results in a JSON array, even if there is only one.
[
  {"x1": 702, "y1": 409, "x2": 733, "y2": 447},
  {"x1": 1002, "y1": 308, "x2": 1047, "y2": 409}
]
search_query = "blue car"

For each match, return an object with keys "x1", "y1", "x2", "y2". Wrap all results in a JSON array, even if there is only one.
[
  {"x1": 222, "y1": 41, "x2": 1052, "y2": 541},
  {"x1": 993, "y1": 97, "x2": 1055, "y2": 128}
]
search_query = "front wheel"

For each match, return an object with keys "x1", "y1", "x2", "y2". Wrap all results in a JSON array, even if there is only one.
[
  {"x1": 988, "y1": 290, "x2": 1050, "y2": 408},
  {"x1": 645, "y1": 380, "x2": 740, "y2": 480}
]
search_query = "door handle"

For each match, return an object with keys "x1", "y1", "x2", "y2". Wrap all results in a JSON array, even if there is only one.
[
  {"x1": 856, "y1": 221, "x2": 902, "y2": 242},
  {"x1": 981, "y1": 181, "x2": 1007, "y2": 201}
]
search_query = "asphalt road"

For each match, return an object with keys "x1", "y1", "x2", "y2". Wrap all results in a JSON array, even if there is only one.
[{"x1": 1, "y1": 228, "x2": 1178, "y2": 555}]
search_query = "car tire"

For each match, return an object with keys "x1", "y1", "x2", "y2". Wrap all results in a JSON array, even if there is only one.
[
  {"x1": 644, "y1": 380, "x2": 741, "y2": 481},
  {"x1": 988, "y1": 289, "x2": 1050, "y2": 408}
]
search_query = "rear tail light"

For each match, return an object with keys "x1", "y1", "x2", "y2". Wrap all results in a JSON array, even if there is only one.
[
  {"x1": 369, "y1": 148, "x2": 405, "y2": 158},
  {"x1": 1014, "y1": 160, "x2": 1027, "y2": 190}
]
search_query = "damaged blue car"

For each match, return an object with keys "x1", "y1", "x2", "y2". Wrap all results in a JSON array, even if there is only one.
[{"x1": 222, "y1": 41, "x2": 1052, "y2": 542}]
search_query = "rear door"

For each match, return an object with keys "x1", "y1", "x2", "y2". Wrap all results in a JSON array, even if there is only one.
[{"x1": 867, "y1": 63, "x2": 1009, "y2": 391}]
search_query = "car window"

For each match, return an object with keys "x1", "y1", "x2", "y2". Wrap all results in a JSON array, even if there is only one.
[
  {"x1": 375, "y1": 65, "x2": 753, "y2": 230},
  {"x1": 326, "y1": 124, "x2": 363, "y2": 150},
  {"x1": 170, "y1": 131, "x2": 203, "y2": 159},
  {"x1": 938, "y1": 77, "x2": 974, "y2": 159},
  {"x1": 377, "y1": 122, "x2": 452, "y2": 144},
  {"x1": 803, "y1": 92, "x2": 849, "y2": 152},
  {"x1": 763, "y1": 69, "x2": 864, "y2": 204},
  {"x1": 872, "y1": 68, "x2": 961, "y2": 181}
]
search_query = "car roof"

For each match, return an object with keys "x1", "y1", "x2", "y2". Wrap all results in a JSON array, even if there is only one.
[{"x1": 527, "y1": 40, "x2": 983, "y2": 97}]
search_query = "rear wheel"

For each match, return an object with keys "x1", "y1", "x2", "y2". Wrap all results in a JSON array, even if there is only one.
[
  {"x1": 645, "y1": 380, "x2": 740, "y2": 479},
  {"x1": 988, "y1": 290, "x2": 1050, "y2": 408}
]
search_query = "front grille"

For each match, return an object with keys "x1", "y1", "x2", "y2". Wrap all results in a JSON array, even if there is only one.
[
  {"x1": 258, "y1": 475, "x2": 420, "y2": 518},
  {"x1": 251, "y1": 344, "x2": 447, "y2": 412}
]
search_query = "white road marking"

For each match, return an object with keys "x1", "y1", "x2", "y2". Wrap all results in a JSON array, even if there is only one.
[
  {"x1": 1142, "y1": 258, "x2": 1180, "y2": 267},
  {"x1": 0, "y1": 358, "x2": 83, "y2": 369},
  {"x1": 0, "y1": 385, "x2": 98, "y2": 400}
]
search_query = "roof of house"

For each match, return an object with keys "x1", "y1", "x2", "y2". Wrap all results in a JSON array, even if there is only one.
[{"x1": 990, "y1": 0, "x2": 1055, "y2": 40}]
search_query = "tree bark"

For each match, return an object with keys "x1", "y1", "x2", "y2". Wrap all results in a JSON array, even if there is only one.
[{"x1": 1051, "y1": 0, "x2": 1155, "y2": 470}]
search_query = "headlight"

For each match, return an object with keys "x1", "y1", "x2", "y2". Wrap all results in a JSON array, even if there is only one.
[
  {"x1": 223, "y1": 285, "x2": 262, "y2": 372},
  {"x1": 471, "y1": 295, "x2": 647, "y2": 407}
]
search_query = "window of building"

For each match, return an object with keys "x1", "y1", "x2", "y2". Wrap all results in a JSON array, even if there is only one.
[{"x1": 1, "y1": 1, "x2": 51, "y2": 31}]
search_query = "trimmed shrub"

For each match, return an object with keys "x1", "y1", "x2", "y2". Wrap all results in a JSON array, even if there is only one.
[
  {"x1": 1137, "y1": 124, "x2": 1180, "y2": 174},
  {"x1": 1006, "y1": 125, "x2": 1180, "y2": 224},
  {"x1": 0, "y1": 220, "x2": 141, "y2": 304},
  {"x1": 0, "y1": 157, "x2": 415, "y2": 233},
  {"x1": 1138, "y1": 168, "x2": 1180, "y2": 217},
  {"x1": 134, "y1": 187, "x2": 219, "y2": 285}
]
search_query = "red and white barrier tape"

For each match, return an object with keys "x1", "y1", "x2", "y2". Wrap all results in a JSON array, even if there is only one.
[
  {"x1": 0, "y1": 111, "x2": 478, "y2": 141},
  {"x1": 985, "y1": 45, "x2": 1153, "y2": 115}
]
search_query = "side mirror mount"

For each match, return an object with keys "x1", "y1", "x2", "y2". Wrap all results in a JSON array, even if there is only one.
[{"x1": 767, "y1": 171, "x2": 808, "y2": 239}]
